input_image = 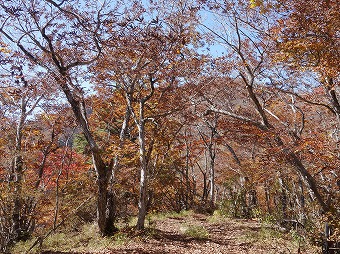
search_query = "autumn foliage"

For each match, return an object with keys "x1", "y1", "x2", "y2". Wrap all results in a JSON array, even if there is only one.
[{"x1": 0, "y1": 0, "x2": 339, "y2": 252}]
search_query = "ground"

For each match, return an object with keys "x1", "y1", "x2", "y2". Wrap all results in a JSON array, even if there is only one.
[{"x1": 20, "y1": 212, "x2": 321, "y2": 254}]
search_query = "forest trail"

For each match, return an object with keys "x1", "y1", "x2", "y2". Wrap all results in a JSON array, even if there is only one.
[{"x1": 41, "y1": 213, "x2": 318, "y2": 254}]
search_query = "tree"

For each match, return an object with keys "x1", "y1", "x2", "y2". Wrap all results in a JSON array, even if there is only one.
[
  {"x1": 92, "y1": 0, "x2": 202, "y2": 229},
  {"x1": 0, "y1": 0, "x2": 123, "y2": 235},
  {"x1": 272, "y1": 0, "x2": 340, "y2": 79},
  {"x1": 198, "y1": 0, "x2": 331, "y2": 215},
  {"x1": 0, "y1": 58, "x2": 47, "y2": 250},
  {"x1": 0, "y1": 56, "x2": 75, "y2": 251},
  {"x1": 266, "y1": 0, "x2": 340, "y2": 220}
]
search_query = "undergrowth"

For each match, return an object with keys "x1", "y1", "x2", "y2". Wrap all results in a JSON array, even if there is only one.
[
  {"x1": 11, "y1": 210, "x2": 194, "y2": 254},
  {"x1": 11, "y1": 210, "x2": 321, "y2": 254},
  {"x1": 11, "y1": 223, "x2": 129, "y2": 254}
]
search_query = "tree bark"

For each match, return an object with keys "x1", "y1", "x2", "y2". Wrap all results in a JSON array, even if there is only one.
[
  {"x1": 12, "y1": 95, "x2": 30, "y2": 241},
  {"x1": 184, "y1": 134, "x2": 190, "y2": 210},
  {"x1": 61, "y1": 84, "x2": 117, "y2": 235},
  {"x1": 264, "y1": 181, "x2": 272, "y2": 214},
  {"x1": 126, "y1": 77, "x2": 155, "y2": 230},
  {"x1": 136, "y1": 101, "x2": 148, "y2": 230},
  {"x1": 208, "y1": 145, "x2": 216, "y2": 209},
  {"x1": 278, "y1": 177, "x2": 288, "y2": 219},
  {"x1": 286, "y1": 150, "x2": 329, "y2": 212},
  {"x1": 197, "y1": 117, "x2": 218, "y2": 210}
]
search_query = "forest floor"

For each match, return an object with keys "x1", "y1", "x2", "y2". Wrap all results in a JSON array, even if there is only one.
[{"x1": 15, "y1": 211, "x2": 321, "y2": 254}]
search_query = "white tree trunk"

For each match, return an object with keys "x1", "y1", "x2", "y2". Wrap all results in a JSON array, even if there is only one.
[{"x1": 136, "y1": 102, "x2": 148, "y2": 230}]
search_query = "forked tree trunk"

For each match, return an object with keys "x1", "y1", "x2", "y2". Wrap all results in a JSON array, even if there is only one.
[
  {"x1": 62, "y1": 85, "x2": 117, "y2": 235},
  {"x1": 126, "y1": 82, "x2": 154, "y2": 230}
]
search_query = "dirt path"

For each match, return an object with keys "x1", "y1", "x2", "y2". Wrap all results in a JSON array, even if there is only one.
[
  {"x1": 104, "y1": 214, "x2": 316, "y2": 254},
  {"x1": 41, "y1": 213, "x2": 319, "y2": 254}
]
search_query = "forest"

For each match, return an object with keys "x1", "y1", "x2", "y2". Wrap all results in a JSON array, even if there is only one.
[{"x1": 0, "y1": 0, "x2": 339, "y2": 253}]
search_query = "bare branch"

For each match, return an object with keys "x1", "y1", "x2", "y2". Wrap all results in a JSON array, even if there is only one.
[
  {"x1": 277, "y1": 88, "x2": 336, "y2": 115},
  {"x1": 206, "y1": 106, "x2": 267, "y2": 130}
]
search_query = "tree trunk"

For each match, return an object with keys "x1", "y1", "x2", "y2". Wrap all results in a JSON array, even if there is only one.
[
  {"x1": 198, "y1": 121, "x2": 218, "y2": 209},
  {"x1": 12, "y1": 97, "x2": 27, "y2": 241},
  {"x1": 61, "y1": 85, "x2": 117, "y2": 235},
  {"x1": 0, "y1": 1, "x2": 118, "y2": 235},
  {"x1": 245, "y1": 76, "x2": 329, "y2": 213},
  {"x1": 12, "y1": 156, "x2": 23, "y2": 241},
  {"x1": 208, "y1": 148, "x2": 216, "y2": 209},
  {"x1": 184, "y1": 136, "x2": 190, "y2": 210},
  {"x1": 264, "y1": 180, "x2": 272, "y2": 214},
  {"x1": 278, "y1": 177, "x2": 288, "y2": 219},
  {"x1": 297, "y1": 178, "x2": 306, "y2": 223},
  {"x1": 136, "y1": 102, "x2": 148, "y2": 230},
  {"x1": 285, "y1": 147, "x2": 329, "y2": 212}
]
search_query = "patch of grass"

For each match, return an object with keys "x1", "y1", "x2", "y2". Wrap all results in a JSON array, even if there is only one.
[
  {"x1": 243, "y1": 226, "x2": 319, "y2": 254},
  {"x1": 127, "y1": 216, "x2": 138, "y2": 227},
  {"x1": 162, "y1": 209, "x2": 194, "y2": 219},
  {"x1": 242, "y1": 227, "x2": 290, "y2": 253},
  {"x1": 10, "y1": 238, "x2": 38, "y2": 254},
  {"x1": 181, "y1": 224, "x2": 209, "y2": 239},
  {"x1": 244, "y1": 226, "x2": 282, "y2": 242},
  {"x1": 260, "y1": 214, "x2": 277, "y2": 226},
  {"x1": 11, "y1": 223, "x2": 130, "y2": 254},
  {"x1": 178, "y1": 209, "x2": 194, "y2": 217},
  {"x1": 147, "y1": 212, "x2": 167, "y2": 221},
  {"x1": 113, "y1": 232, "x2": 129, "y2": 245},
  {"x1": 207, "y1": 210, "x2": 230, "y2": 223},
  {"x1": 44, "y1": 232, "x2": 74, "y2": 250}
]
